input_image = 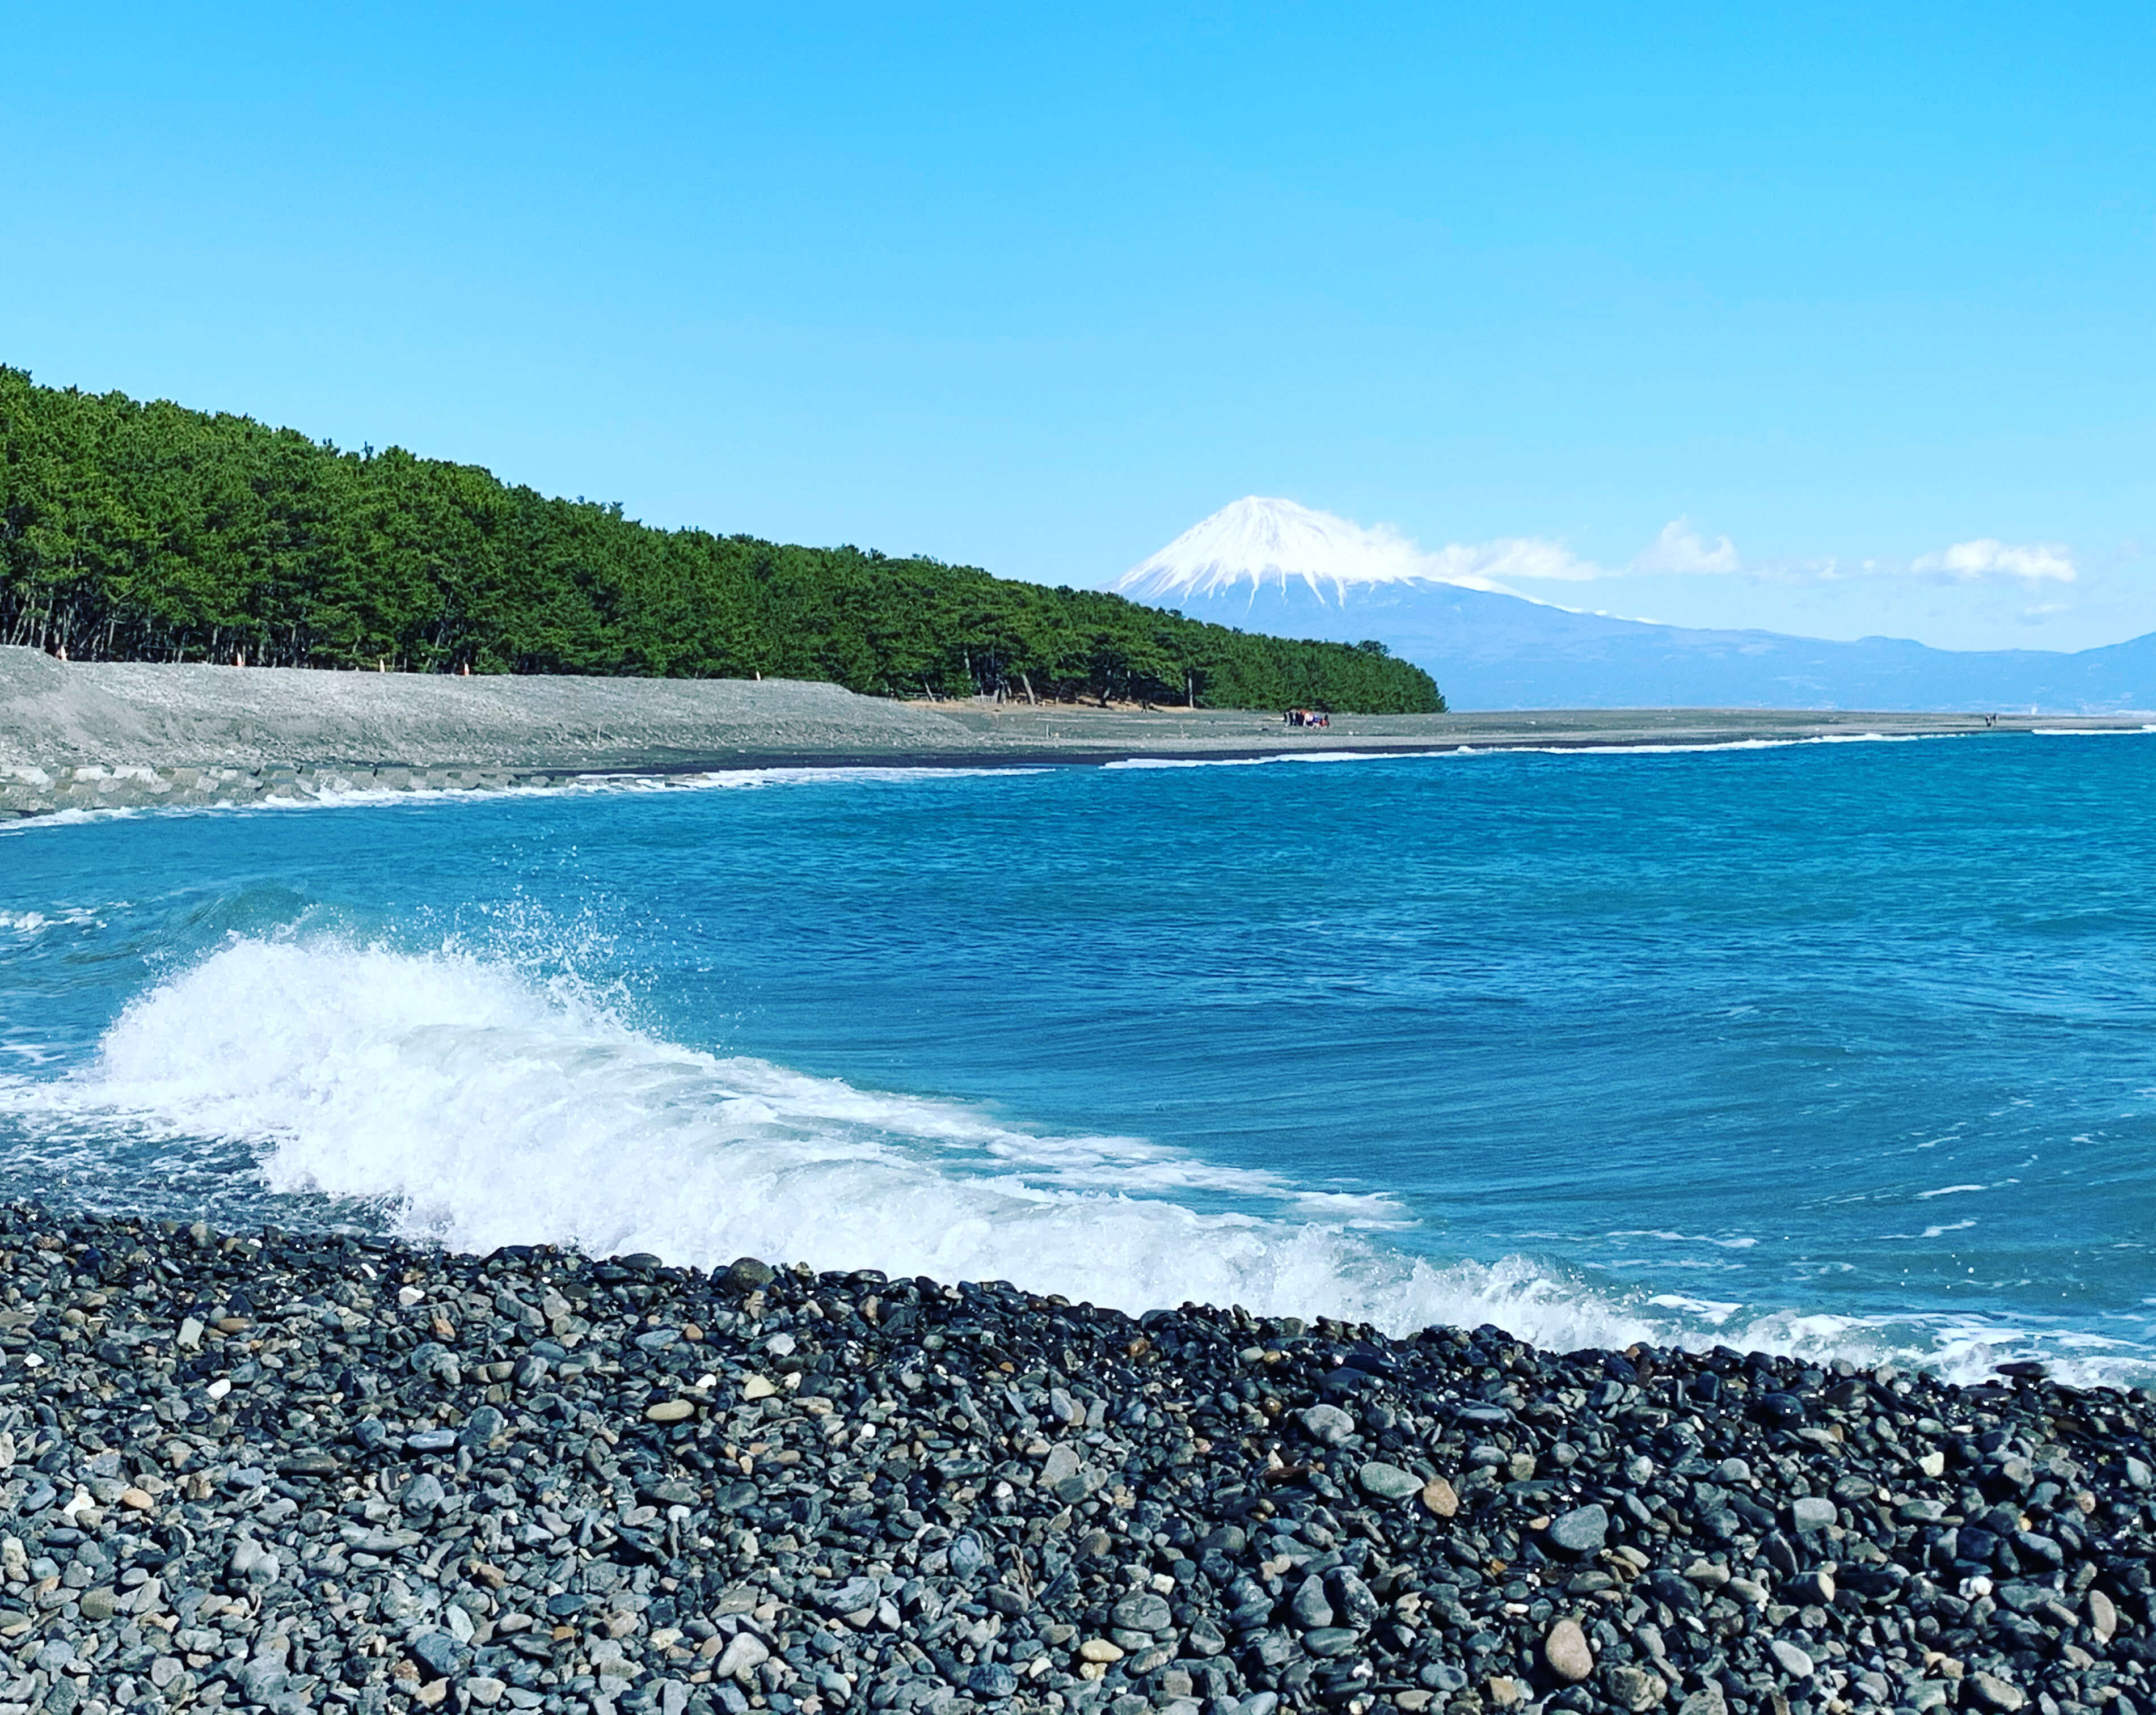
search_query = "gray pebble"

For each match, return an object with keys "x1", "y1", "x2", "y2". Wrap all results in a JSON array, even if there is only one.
[
  {"x1": 1546, "y1": 1502, "x2": 1609, "y2": 1554},
  {"x1": 0, "y1": 1199, "x2": 2146, "y2": 1715}
]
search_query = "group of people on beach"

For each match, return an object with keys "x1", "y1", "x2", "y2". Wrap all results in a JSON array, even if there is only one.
[{"x1": 1282, "y1": 707, "x2": 1331, "y2": 728}]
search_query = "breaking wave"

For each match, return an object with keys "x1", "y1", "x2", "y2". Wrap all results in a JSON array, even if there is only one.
[{"x1": 0, "y1": 934, "x2": 2134, "y2": 1385}]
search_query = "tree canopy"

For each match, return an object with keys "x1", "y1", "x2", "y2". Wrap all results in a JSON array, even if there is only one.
[{"x1": 0, "y1": 368, "x2": 1442, "y2": 712}]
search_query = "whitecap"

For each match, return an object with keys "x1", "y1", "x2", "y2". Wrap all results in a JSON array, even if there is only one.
[{"x1": 2, "y1": 933, "x2": 2148, "y2": 1385}]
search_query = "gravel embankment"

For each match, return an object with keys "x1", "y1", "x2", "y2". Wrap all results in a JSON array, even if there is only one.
[
  {"x1": 3, "y1": 1205, "x2": 2154, "y2": 1715},
  {"x1": 12, "y1": 645, "x2": 2134, "y2": 818},
  {"x1": 0, "y1": 649, "x2": 972, "y2": 775}
]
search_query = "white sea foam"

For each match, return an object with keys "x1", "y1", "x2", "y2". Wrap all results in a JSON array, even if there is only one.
[
  {"x1": 1460, "y1": 733, "x2": 1946, "y2": 758},
  {"x1": 1608, "y1": 1229, "x2": 1760, "y2": 1249},
  {"x1": 279, "y1": 762, "x2": 1047, "y2": 809},
  {"x1": 1103, "y1": 752, "x2": 1451, "y2": 770},
  {"x1": 0, "y1": 938, "x2": 1477, "y2": 1323},
  {"x1": 0, "y1": 905, "x2": 109, "y2": 936},
  {"x1": 0, "y1": 935, "x2": 2141, "y2": 1383},
  {"x1": 0, "y1": 765, "x2": 1049, "y2": 835},
  {"x1": 1105, "y1": 734, "x2": 1954, "y2": 771}
]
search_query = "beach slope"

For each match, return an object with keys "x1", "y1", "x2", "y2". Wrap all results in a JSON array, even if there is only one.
[
  {"x1": 1, "y1": 1202, "x2": 2149, "y2": 1715},
  {"x1": 3, "y1": 647, "x2": 2146, "y2": 817}
]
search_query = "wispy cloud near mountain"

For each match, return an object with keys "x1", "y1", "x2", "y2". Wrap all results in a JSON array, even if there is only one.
[
  {"x1": 1631, "y1": 519, "x2": 1741, "y2": 577},
  {"x1": 1909, "y1": 539, "x2": 2077, "y2": 585},
  {"x1": 1111, "y1": 498, "x2": 2154, "y2": 710},
  {"x1": 1117, "y1": 497, "x2": 2080, "y2": 608}
]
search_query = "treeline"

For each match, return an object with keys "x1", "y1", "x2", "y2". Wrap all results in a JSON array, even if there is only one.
[{"x1": 0, "y1": 369, "x2": 1442, "y2": 713}]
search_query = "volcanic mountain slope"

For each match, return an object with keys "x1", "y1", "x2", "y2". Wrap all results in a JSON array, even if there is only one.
[{"x1": 1117, "y1": 499, "x2": 2156, "y2": 713}]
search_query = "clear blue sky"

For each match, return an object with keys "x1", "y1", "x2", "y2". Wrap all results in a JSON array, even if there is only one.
[{"x1": 7, "y1": 3, "x2": 2154, "y2": 650}]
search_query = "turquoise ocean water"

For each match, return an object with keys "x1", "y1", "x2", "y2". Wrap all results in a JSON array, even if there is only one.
[{"x1": 4, "y1": 732, "x2": 2155, "y2": 1381}]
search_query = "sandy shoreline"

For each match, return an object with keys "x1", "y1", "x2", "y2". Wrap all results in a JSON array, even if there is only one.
[{"x1": 3, "y1": 648, "x2": 2147, "y2": 818}]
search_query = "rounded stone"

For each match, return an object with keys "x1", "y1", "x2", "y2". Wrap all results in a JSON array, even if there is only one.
[
  {"x1": 1543, "y1": 1618, "x2": 1594, "y2": 1683},
  {"x1": 1298, "y1": 1404, "x2": 1356, "y2": 1446},
  {"x1": 644, "y1": 1399, "x2": 694, "y2": 1423},
  {"x1": 1420, "y1": 1477, "x2": 1459, "y2": 1517},
  {"x1": 400, "y1": 1472, "x2": 446, "y2": 1513},
  {"x1": 458, "y1": 1404, "x2": 507, "y2": 1446},
  {"x1": 1786, "y1": 1568, "x2": 1835, "y2": 1605},
  {"x1": 715, "y1": 1634, "x2": 769, "y2": 1680},
  {"x1": 1769, "y1": 1640, "x2": 1815, "y2": 1680},
  {"x1": 1546, "y1": 1503, "x2": 1608, "y2": 1555},
  {"x1": 1968, "y1": 1675, "x2": 2027, "y2": 1713},
  {"x1": 1288, "y1": 1575, "x2": 1334, "y2": 1630},
  {"x1": 1606, "y1": 1666, "x2": 1668, "y2": 1712},
  {"x1": 1111, "y1": 1592, "x2": 1173, "y2": 1633},
  {"x1": 1357, "y1": 1461, "x2": 1420, "y2": 1501},
  {"x1": 1788, "y1": 1496, "x2": 1837, "y2": 1532}
]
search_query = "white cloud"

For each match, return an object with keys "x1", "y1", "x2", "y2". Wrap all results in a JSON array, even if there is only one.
[
  {"x1": 1126, "y1": 501, "x2": 2083, "y2": 619},
  {"x1": 1910, "y1": 539, "x2": 2077, "y2": 585},
  {"x1": 1431, "y1": 517, "x2": 1742, "y2": 585},
  {"x1": 1631, "y1": 518, "x2": 1741, "y2": 576},
  {"x1": 1421, "y1": 537, "x2": 1602, "y2": 586}
]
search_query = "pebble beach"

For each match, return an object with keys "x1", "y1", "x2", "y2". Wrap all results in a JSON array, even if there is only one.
[
  {"x1": 5, "y1": 1205, "x2": 2155, "y2": 1715},
  {"x1": 2, "y1": 645, "x2": 2127, "y2": 818}
]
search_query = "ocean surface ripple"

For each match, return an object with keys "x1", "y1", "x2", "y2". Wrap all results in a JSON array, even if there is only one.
[{"x1": 5, "y1": 733, "x2": 2155, "y2": 1382}]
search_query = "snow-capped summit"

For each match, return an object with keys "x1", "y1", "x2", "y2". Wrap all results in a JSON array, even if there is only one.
[
  {"x1": 1115, "y1": 496, "x2": 1437, "y2": 605},
  {"x1": 1111, "y1": 496, "x2": 2156, "y2": 712}
]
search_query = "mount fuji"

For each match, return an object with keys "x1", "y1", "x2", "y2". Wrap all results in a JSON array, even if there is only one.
[{"x1": 1114, "y1": 498, "x2": 2156, "y2": 713}]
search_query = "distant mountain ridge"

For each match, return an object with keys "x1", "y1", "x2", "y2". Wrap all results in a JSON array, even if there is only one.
[{"x1": 1120, "y1": 498, "x2": 2156, "y2": 713}]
